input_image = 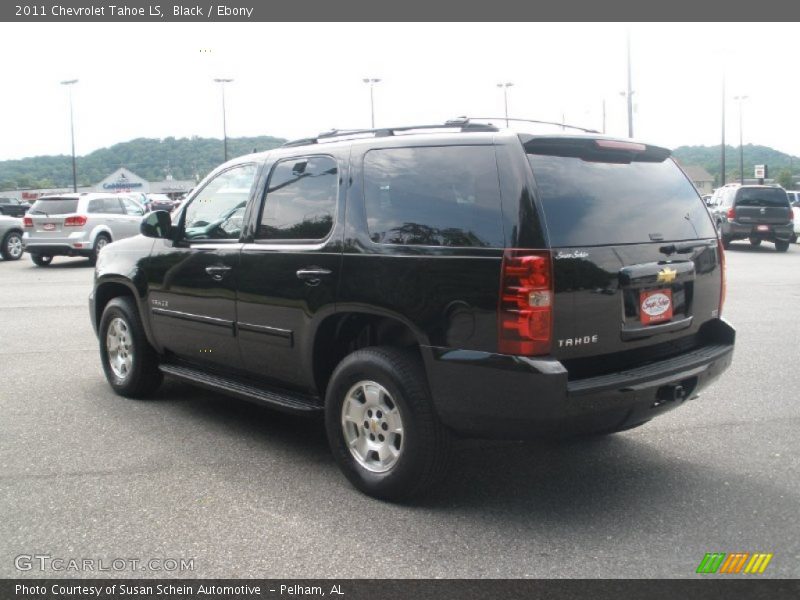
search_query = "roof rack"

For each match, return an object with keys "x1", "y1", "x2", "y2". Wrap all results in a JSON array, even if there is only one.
[
  {"x1": 467, "y1": 116, "x2": 601, "y2": 134},
  {"x1": 281, "y1": 118, "x2": 499, "y2": 148}
]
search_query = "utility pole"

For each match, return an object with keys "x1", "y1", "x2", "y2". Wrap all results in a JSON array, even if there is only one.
[
  {"x1": 626, "y1": 32, "x2": 634, "y2": 138},
  {"x1": 734, "y1": 95, "x2": 748, "y2": 184},
  {"x1": 496, "y1": 82, "x2": 514, "y2": 127},
  {"x1": 61, "y1": 79, "x2": 79, "y2": 192},
  {"x1": 602, "y1": 99, "x2": 606, "y2": 134},
  {"x1": 214, "y1": 78, "x2": 234, "y2": 162},
  {"x1": 362, "y1": 78, "x2": 381, "y2": 128},
  {"x1": 721, "y1": 74, "x2": 726, "y2": 186}
]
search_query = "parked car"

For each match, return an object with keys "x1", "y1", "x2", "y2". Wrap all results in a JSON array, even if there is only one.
[
  {"x1": 89, "y1": 121, "x2": 735, "y2": 500},
  {"x1": 710, "y1": 185, "x2": 794, "y2": 251},
  {"x1": 23, "y1": 193, "x2": 146, "y2": 266},
  {"x1": 0, "y1": 215, "x2": 24, "y2": 261},
  {"x1": 146, "y1": 193, "x2": 178, "y2": 212},
  {"x1": 0, "y1": 197, "x2": 31, "y2": 217},
  {"x1": 789, "y1": 195, "x2": 800, "y2": 242}
]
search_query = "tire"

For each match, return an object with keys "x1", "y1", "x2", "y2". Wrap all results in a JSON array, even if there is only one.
[
  {"x1": 325, "y1": 346, "x2": 452, "y2": 501},
  {"x1": 775, "y1": 240, "x2": 790, "y2": 253},
  {"x1": 31, "y1": 254, "x2": 52, "y2": 266},
  {"x1": 721, "y1": 235, "x2": 731, "y2": 250},
  {"x1": 99, "y1": 296, "x2": 162, "y2": 398},
  {"x1": 88, "y1": 234, "x2": 111, "y2": 266},
  {"x1": 749, "y1": 238, "x2": 762, "y2": 247},
  {"x1": 1, "y1": 230, "x2": 23, "y2": 261}
]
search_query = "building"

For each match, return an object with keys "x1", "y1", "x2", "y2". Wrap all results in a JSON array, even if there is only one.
[
  {"x1": 8, "y1": 168, "x2": 196, "y2": 203},
  {"x1": 680, "y1": 165, "x2": 715, "y2": 195}
]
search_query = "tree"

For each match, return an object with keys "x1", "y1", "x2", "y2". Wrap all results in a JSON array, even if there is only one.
[{"x1": 776, "y1": 168, "x2": 794, "y2": 189}]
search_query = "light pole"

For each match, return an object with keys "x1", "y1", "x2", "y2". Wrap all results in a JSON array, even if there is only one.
[
  {"x1": 362, "y1": 78, "x2": 381, "y2": 128},
  {"x1": 721, "y1": 74, "x2": 726, "y2": 186},
  {"x1": 61, "y1": 79, "x2": 78, "y2": 192},
  {"x1": 496, "y1": 82, "x2": 514, "y2": 127},
  {"x1": 733, "y1": 95, "x2": 748, "y2": 184},
  {"x1": 214, "y1": 78, "x2": 234, "y2": 162}
]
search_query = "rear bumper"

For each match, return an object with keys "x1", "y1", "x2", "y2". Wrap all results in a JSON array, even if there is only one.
[
  {"x1": 23, "y1": 243, "x2": 93, "y2": 257},
  {"x1": 423, "y1": 318, "x2": 735, "y2": 438},
  {"x1": 721, "y1": 221, "x2": 793, "y2": 241}
]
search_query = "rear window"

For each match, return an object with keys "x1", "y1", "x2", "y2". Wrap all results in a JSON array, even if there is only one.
[
  {"x1": 735, "y1": 187, "x2": 789, "y2": 207},
  {"x1": 363, "y1": 146, "x2": 504, "y2": 248},
  {"x1": 28, "y1": 197, "x2": 79, "y2": 215},
  {"x1": 527, "y1": 155, "x2": 716, "y2": 246}
]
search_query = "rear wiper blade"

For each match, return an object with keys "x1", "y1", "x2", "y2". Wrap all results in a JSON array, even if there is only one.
[
  {"x1": 29, "y1": 210, "x2": 48, "y2": 216},
  {"x1": 659, "y1": 241, "x2": 715, "y2": 255}
]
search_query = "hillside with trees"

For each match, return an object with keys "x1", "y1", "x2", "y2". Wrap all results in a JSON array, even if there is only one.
[
  {"x1": 672, "y1": 144, "x2": 799, "y2": 188},
  {"x1": 0, "y1": 135, "x2": 286, "y2": 191}
]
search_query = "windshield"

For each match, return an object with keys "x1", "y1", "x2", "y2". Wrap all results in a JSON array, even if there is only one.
[
  {"x1": 527, "y1": 155, "x2": 716, "y2": 247},
  {"x1": 29, "y1": 198, "x2": 80, "y2": 215}
]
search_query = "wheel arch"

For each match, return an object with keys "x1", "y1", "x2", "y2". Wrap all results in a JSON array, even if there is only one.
[
  {"x1": 93, "y1": 277, "x2": 156, "y2": 347},
  {"x1": 310, "y1": 308, "x2": 429, "y2": 398}
]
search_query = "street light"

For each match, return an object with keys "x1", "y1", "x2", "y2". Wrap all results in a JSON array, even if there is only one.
[
  {"x1": 496, "y1": 82, "x2": 514, "y2": 127},
  {"x1": 362, "y1": 78, "x2": 381, "y2": 128},
  {"x1": 60, "y1": 79, "x2": 78, "y2": 192},
  {"x1": 733, "y1": 95, "x2": 749, "y2": 184},
  {"x1": 213, "y1": 78, "x2": 234, "y2": 162}
]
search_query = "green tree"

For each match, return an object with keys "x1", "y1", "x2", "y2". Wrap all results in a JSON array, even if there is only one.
[{"x1": 776, "y1": 168, "x2": 794, "y2": 189}]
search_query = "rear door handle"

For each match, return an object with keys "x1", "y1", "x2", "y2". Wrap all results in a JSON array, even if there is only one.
[
  {"x1": 205, "y1": 265, "x2": 232, "y2": 280},
  {"x1": 296, "y1": 267, "x2": 332, "y2": 284}
]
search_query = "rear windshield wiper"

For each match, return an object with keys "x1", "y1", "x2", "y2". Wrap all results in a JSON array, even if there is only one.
[
  {"x1": 659, "y1": 240, "x2": 715, "y2": 255},
  {"x1": 29, "y1": 210, "x2": 49, "y2": 216}
]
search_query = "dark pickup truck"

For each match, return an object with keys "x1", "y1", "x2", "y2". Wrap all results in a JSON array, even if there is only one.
[
  {"x1": 0, "y1": 198, "x2": 31, "y2": 218},
  {"x1": 89, "y1": 121, "x2": 735, "y2": 500}
]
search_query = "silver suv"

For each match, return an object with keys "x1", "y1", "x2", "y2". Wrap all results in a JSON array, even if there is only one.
[{"x1": 23, "y1": 193, "x2": 145, "y2": 266}]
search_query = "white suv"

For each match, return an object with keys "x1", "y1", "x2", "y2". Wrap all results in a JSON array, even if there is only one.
[{"x1": 23, "y1": 193, "x2": 145, "y2": 266}]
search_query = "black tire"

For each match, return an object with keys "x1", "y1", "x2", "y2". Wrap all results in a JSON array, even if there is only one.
[
  {"x1": 325, "y1": 346, "x2": 452, "y2": 501},
  {"x1": 721, "y1": 235, "x2": 731, "y2": 250},
  {"x1": 98, "y1": 296, "x2": 162, "y2": 398},
  {"x1": 1, "y1": 230, "x2": 23, "y2": 261},
  {"x1": 88, "y1": 233, "x2": 111, "y2": 266},
  {"x1": 775, "y1": 240, "x2": 790, "y2": 253},
  {"x1": 31, "y1": 254, "x2": 52, "y2": 266},
  {"x1": 749, "y1": 238, "x2": 762, "y2": 247}
]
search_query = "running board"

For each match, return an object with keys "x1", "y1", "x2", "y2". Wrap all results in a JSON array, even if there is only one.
[{"x1": 158, "y1": 364, "x2": 323, "y2": 414}]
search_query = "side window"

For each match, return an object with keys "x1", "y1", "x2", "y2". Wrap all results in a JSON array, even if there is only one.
[
  {"x1": 87, "y1": 199, "x2": 103, "y2": 213},
  {"x1": 121, "y1": 197, "x2": 144, "y2": 216},
  {"x1": 102, "y1": 198, "x2": 125, "y2": 214},
  {"x1": 184, "y1": 164, "x2": 258, "y2": 241},
  {"x1": 258, "y1": 156, "x2": 337, "y2": 240},
  {"x1": 363, "y1": 146, "x2": 504, "y2": 247}
]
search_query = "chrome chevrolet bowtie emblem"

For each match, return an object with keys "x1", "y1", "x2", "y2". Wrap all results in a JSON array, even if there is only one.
[{"x1": 657, "y1": 267, "x2": 677, "y2": 284}]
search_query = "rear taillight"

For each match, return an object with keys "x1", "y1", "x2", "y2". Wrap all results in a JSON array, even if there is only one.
[
  {"x1": 498, "y1": 249, "x2": 553, "y2": 356},
  {"x1": 23, "y1": 217, "x2": 33, "y2": 228},
  {"x1": 726, "y1": 207, "x2": 735, "y2": 219},
  {"x1": 789, "y1": 208, "x2": 794, "y2": 221},
  {"x1": 717, "y1": 238, "x2": 726, "y2": 316},
  {"x1": 64, "y1": 215, "x2": 87, "y2": 226}
]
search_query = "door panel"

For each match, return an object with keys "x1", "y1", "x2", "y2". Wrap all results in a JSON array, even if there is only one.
[{"x1": 236, "y1": 154, "x2": 345, "y2": 392}]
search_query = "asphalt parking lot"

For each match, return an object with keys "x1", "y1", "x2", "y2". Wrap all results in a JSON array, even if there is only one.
[{"x1": 1, "y1": 242, "x2": 798, "y2": 579}]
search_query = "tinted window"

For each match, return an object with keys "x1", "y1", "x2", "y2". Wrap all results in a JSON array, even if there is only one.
[
  {"x1": 258, "y1": 156, "x2": 337, "y2": 240},
  {"x1": 102, "y1": 198, "x2": 125, "y2": 214},
  {"x1": 121, "y1": 196, "x2": 144, "y2": 215},
  {"x1": 184, "y1": 164, "x2": 257, "y2": 240},
  {"x1": 363, "y1": 146, "x2": 504, "y2": 247},
  {"x1": 528, "y1": 155, "x2": 716, "y2": 246},
  {"x1": 87, "y1": 199, "x2": 103, "y2": 213},
  {"x1": 29, "y1": 198, "x2": 79, "y2": 215},
  {"x1": 735, "y1": 187, "x2": 789, "y2": 207}
]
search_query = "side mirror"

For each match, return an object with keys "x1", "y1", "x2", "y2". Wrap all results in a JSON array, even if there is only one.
[{"x1": 140, "y1": 210, "x2": 173, "y2": 239}]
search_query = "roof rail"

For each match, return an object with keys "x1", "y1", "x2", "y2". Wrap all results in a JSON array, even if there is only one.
[
  {"x1": 281, "y1": 119, "x2": 499, "y2": 148},
  {"x1": 467, "y1": 116, "x2": 601, "y2": 134}
]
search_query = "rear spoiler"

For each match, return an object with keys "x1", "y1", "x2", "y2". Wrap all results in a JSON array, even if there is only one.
[{"x1": 520, "y1": 135, "x2": 671, "y2": 164}]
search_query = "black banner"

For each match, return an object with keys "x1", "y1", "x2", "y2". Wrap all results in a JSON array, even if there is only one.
[
  {"x1": 2, "y1": 0, "x2": 800, "y2": 22},
  {"x1": 2, "y1": 579, "x2": 800, "y2": 600}
]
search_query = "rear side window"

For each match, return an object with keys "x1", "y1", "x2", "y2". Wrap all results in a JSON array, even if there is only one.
[
  {"x1": 735, "y1": 187, "x2": 789, "y2": 207},
  {"x1": 28, "y1": 198, "x2": 79, "y2": 215},
  {"x1": 528, "y1": 155, "x2": 716, "y2": 246},
  {"x1": 363, "y1": 146, "x2": 504, "y2": 248},
  {"x1": 258, "y1": 156, "x2": 337, "y2": 240},
  {"x1": 102, "y1": 198, "x2": 125, "y2": 214}
]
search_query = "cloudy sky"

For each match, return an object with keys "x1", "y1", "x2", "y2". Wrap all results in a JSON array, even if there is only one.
[{"x1": 0, "y1": 22, "x2": 796, "y2": 161}]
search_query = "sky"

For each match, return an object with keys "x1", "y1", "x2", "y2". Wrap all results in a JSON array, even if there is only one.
[{"x1": 0, "y1": 22, "x2": 797, "y2": 162}]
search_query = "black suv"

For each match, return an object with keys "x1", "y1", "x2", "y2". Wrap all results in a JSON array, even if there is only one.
[
  {"x1": 89, "y1": 121, "x2": 735, "y2": 500},
  {"x1": 0, "y1": 197, "x2": 31, "y2": 217},
  {"x1": 711, "y1": 184, "x2": 794, "y2": 251}
]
